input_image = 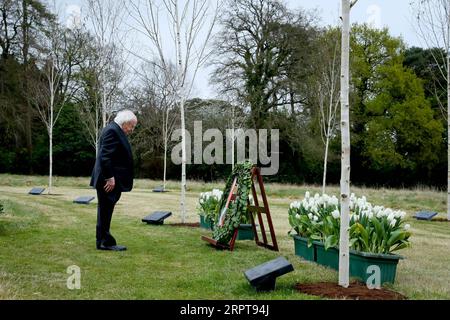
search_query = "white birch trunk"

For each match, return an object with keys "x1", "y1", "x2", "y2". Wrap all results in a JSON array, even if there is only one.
[
  {"x1": 180, "y1": 97, "x2": 187, "y2": 223},
  {"x1": 48, "y1": 63, "x2": 55, "y2": 195},
  {"x1": 339, "y1": 0, "x2": 351, "y2": 288},
  {"x1": 49, "y1": 125, "x2": 53, "y2": 195},
  {"x1": 163, "y1": 108, "x2": 170, "y2": 191},
  {"x1": 322, "y1": 136, "x2": 330, "y2": 195},
  {"x1": 101, "y1": 72, "x2": 107, "y2": 129},
  {"x1": 447, "y1": 53, "x2": 450, "y2": 220},
  {"x1": 232, "y1": 106, "x2": 235, "y2": 170},
  {"x1": 174, "y1": 0, "x2": 187, "y2": 223},
  {"x1": 163, "y1": 139, "x2": 168, "y2": 191}
]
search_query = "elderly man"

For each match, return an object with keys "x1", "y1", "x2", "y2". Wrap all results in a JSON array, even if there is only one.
[{"x1": 90, "y1": 110, "x2": 137, "y2": 251}]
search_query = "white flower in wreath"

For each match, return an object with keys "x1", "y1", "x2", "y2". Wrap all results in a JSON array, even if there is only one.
[
  {"x1": 308, "y1": 213, "x2": 313, "y2": 220},
  {"x1": 248, "y1": 194, "x2": 255, "y2": 205},
  {"x1": 295, "y1": 214, "x2": 301, "y2": 219}
]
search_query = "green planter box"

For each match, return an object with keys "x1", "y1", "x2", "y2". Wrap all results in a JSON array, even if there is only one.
[
  {"x1": 292, "y1": 235, "x2": 316, "y2": 262},
  {"x1": 313, "y1": 241, "x2": 403, "y2": 284},
  {"x1": 199, "y1": 215, "x2": 214, "y2": 230},
  {"x1": 314, "y1": 241, "x2": 339, "y2": 270},
  {"x1": 237, "y1": 224, "x2": 255, "y2": 240},
  {"x1": 349, "y1": 250, "x2": 403, "y2": 284}
]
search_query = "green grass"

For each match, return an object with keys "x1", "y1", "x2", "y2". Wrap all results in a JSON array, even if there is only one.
[{"x1": 0, "y1": 174, "x2": 449, "y2": 300}]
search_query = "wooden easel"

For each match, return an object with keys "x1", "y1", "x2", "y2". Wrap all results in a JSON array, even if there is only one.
[{"x1": 201, "y1": 167, "x2": 278, "y2": 252}]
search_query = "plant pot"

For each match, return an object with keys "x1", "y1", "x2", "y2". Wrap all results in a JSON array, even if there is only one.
[
  {"x1": 199, "y1": 215, "x2": 214, "y2": 230},
  {"x1": 292, "y1": 235, "x2": 316, "y2": 262},
  {"x1": 314, "y1": 241, "x2": 339, "y2": 270},
  {"x1": 237, "y1": 224, "x2": 255, "y2": 240},
  {"x1": 349, "y1": 250, "x2": 403, "y2": 284},
  {"x1": 312, "y1": 241, "x2": 403, "y2": 284}
]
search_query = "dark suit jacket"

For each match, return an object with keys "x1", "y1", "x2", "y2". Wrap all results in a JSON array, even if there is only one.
[{"x1": 90, "y1": 122, "x2": 134, "y2": 192}]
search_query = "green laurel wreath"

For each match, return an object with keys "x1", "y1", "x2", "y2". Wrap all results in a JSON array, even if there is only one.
[{"x1": 212, "y1": 161, "x2": 253, "y2": 244}]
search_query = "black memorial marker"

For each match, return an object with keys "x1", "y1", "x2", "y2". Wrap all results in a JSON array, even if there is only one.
[
  {"x1": 414, "y1": 211, "x2": 438, "y2": 221},
  {"x1": 29, "y1": 187, "x2": 45, "y2": 195},
  {"x1": 244, "y1": 257, "x2": 294, "y2": 292},
  {"x1": 142, "y1": 211, "x2": 172, "y2": 225},
  {"x1": 152, "y1": 186, "x2": 167, "y2": 193},
  {"x1": 73, "y1": 196, "x2": 95, "y2": 204}
]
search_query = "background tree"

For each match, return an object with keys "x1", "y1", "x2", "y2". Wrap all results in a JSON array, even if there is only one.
[
  {"x1": 0, "y1": 0, "x2": 53, "y2": 173},
  {"x1": 211, "y1": 0, "x2": 317, "y2": 130},
  {"x1": 349, "y1": 24, "x2": 444, "y2": 186}
]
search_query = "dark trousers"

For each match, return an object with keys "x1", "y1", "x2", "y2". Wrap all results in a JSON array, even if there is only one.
[{"x1": 96, "y1": 187, "x2": 122, "y2": 247}]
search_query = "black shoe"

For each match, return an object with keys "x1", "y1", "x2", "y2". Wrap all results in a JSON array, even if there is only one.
[{"x1": 97, "y1": 244, "x2": 127, "y2": 251}]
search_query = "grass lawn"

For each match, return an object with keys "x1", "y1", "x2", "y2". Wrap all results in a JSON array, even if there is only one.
[{"x1": 0, "y1": 174, "x2": 449, "y2": 300}]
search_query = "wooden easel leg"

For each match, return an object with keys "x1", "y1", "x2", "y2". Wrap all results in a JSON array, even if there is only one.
[{"x1": 229, "y1": 229, "x2": 239, "y2": 251}]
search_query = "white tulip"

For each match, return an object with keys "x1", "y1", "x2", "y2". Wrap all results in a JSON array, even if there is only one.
[
  {"x1": 305, "y1": 191, "x2": 310, "y2": 199},
  {"x1": 404, "y1": 224, "x2": 411, "y2": 231},
  {"x1": 331, "y1": 196, "x2": 339, "y2": 206},
  {"x1": 332, "y1": 210, "x2": 340, "y2": 219}
]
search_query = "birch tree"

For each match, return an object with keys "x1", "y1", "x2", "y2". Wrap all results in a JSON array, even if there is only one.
[
  {"x1": 128, "y1": 0, "x2": 219, "y2": 223},
  {"x1": 339, "y1": 0, "x2": 358, "y2": 288},
  {"x1": 138, "y1": 61, "x2": 179, "y2": 190},
  {"x1": 75, "y1": 33, "x2": 126, "y2": 155},
  {"x1": 311, "y1": 30, "x2": 341, "y2": 194},
  {"x1": 86, "y1": 0, "x2": 126, "y2": 139},
  {"x1": 413, "y1": 0, "x2": 450, "y2": 220},
  {"x1": 31, "y1": 19, "x2": 81, "y2": 194}
]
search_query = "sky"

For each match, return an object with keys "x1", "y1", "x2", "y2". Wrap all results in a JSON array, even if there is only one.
[{"x1": 59, "y1": 0, "x2": 423, "y2": 99}]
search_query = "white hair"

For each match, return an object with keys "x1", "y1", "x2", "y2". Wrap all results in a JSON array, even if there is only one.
[{"x1": 114, "y1": 110, "x2": 137, "y2": 126}]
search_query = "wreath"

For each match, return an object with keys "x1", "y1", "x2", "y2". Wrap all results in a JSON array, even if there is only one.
[{"x1": 212, "y1": 161, "x2": 253, "y2": 244}]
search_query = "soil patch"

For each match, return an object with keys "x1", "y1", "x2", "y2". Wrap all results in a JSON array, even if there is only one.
[{"x1": 295, "y1": 281, "x2": 406, "y2": 300}]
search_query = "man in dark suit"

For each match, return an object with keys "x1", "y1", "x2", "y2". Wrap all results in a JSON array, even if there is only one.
[{"x1": 90, "y1": 110, "x2": 138, "y2": 251}]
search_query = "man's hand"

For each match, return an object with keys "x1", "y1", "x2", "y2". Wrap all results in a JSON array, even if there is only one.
[{"x1": 104, "y1": 177, "x2": 115, "y2": 193}]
